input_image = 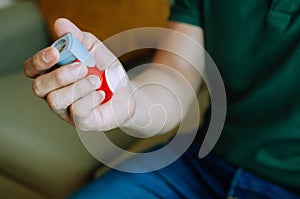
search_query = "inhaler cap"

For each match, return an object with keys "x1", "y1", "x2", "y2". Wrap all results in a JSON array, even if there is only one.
[{"x1": 105, "y1": 64, "x2": 128, "y2": 92}]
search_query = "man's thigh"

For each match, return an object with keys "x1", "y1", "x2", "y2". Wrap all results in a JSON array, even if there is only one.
[{"x1": 68, "y1": 142, "x2": 236, "y2": 199}]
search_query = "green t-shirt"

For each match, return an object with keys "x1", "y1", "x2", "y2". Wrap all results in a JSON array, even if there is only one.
[{"x1": 169, "y1": 0, "x2": 300, "y2": 191}]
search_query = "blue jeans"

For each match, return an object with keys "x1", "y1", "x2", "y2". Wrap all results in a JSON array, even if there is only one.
[{"x1": 69, "y1": 136, "x2": 299, "y2": 199}]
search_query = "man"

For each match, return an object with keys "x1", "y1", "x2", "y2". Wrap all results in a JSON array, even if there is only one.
[{"x1": 24, "y1": 0, "x2": 299, "y2": 198}]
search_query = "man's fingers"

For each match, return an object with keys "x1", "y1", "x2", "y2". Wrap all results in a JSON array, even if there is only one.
[
  {"x1": 46, "y1": 75, "x2": 101, "y2": 111},
  {"x1": 24, "y1": 47, "x2": 60, "y2": 78},
  {"x1": 53, "y1": 18, "x2": 99, "y2": 50},
  {"x1": 93, "y1": 88, "x2": 135, "y2": 131},
  {"x1": 54, "y1": 18, "x2": 83, "y2": 40},
  {"x1": 70, "y1": 91, "x2": 105, "y2": 131},
  {"x1": 32, "y1": 63, "x2": 88, "y2": 98},
  {"x1": 71, "y1": 90, "x2": 104, "y2": 118},
  {"x1": 53, "y1": 18, "x2": 120, "y2": 71}
]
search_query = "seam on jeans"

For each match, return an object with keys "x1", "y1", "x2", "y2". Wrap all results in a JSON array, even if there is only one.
[{"x1": 227, "y1": 168, "x2": 243, "y2": 197}]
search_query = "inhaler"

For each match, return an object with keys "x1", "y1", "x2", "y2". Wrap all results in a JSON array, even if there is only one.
[{"x1": 51, "y1": 32, "x2": 127, "y2": 104}]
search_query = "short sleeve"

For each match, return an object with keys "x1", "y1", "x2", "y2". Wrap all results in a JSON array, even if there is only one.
[{"x1": 168, "y1": 0, "x2": 202, "y2": 27}]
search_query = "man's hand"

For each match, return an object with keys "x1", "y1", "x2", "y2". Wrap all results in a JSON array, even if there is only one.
[
  {"x1": 24, "y1": 18, "x2": 204, "y2": 137},
  {"x1": 24, "y1": 18, "x2": 134, "y2": 131}
]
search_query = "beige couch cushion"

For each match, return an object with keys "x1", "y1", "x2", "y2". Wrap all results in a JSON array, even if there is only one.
[{"x1": 0, "y1": 72, "x2": 136, "y2": 198}]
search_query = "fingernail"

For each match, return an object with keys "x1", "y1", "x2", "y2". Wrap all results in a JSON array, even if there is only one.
[
  {"x1": 88, "y1": 75, "x2": 101, "y2": 88},
  {"x1": 42, "y1": 48, "x2": 56, "y2": 63}
]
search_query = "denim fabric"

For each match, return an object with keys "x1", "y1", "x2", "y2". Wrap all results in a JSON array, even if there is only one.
[
  {"x1": 228, "y1": 169, "x2": 300, "y2": 199},
  {"x1": 69, "y1": 138, "x2": 299, "y2": 199}
]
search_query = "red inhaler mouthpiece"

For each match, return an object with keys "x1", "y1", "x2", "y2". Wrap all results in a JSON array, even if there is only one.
[
  {"x1": 74, "y1": 60, "x2": 127, "y2": 104},
  {"x1": 73, "y1": 59, "x2": 113, "y2": 104}
]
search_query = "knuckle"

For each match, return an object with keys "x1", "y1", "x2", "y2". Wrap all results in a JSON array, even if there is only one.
[
  {"x1": 32, "y1": 54, "x2": 42, "y2": 70},
  {"x1": 70, "y1": 106, "x2": 94, "y2": 131},
  {"x1": 54, "y1": 69, "x2": 70, "y2": 86},
  {"x1": 70, "y1": 103, "x2": 84, "y2": 119},
  {"x1": 77, "y1": 120, "x2": 92, "y2": 131},
  {"x1": 32, "y1": 78, "x2": 44, "y2": 97},
  {"x1": 72, "y1": 111, "x2": 92, "y2": 131},
  {"x1": 46, "y1": 92, "x2": 62, "y2": 111},
  {"x1": 23, "y1": 59, "x2": 32, "y2": 77},
  {"x1": 24, "y1": 65, "x2": 30, "y2": 77},
  {"x1": 74, "y1": 82, "x2": 87, "y2": 95}
]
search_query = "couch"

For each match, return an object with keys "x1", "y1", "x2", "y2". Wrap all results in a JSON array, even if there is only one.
[
  {"x1": 0, "y1": 2, "x2": 140, "y2": 198},
  {"x1": 0, "y1": 1, "x2": 208, "y2": 198}
]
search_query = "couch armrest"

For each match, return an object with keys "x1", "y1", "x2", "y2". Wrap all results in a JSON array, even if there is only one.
[{"x1": 0, "y1": 1, "x2": 49, "y2": 75}]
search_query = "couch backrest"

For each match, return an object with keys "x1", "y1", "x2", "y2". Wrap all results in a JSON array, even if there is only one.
[{"x1": 0, "y1": 1, "x2": 49, "y2": 75}]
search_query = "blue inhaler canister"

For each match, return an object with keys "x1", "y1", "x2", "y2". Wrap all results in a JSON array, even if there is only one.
[{"x1": 51, "y1": 32, "x2": 95, "y2": 67}]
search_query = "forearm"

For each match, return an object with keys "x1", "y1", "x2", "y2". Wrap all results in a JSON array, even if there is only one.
[
  {"x1": 121, "y1": 22, "x2": 204, "y2": 136},
  {"x1": 121, "y1": 65, "x2": 200, "y2": 136}
]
